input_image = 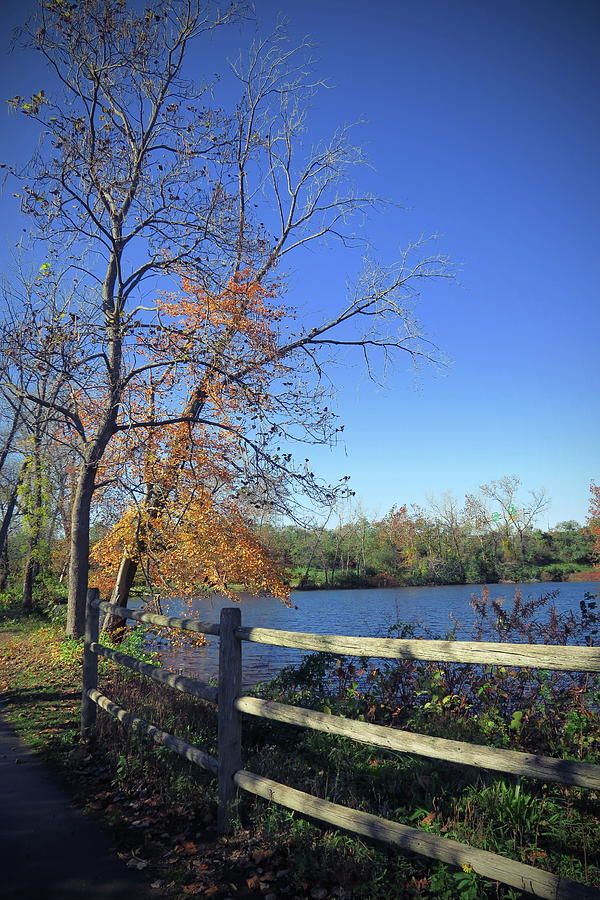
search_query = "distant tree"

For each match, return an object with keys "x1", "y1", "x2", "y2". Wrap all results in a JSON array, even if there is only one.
[
  {"x1": 549, "y1": 520, "x2": 593, "y2": 566},
  {"x1": 588, "y1": 484, "x2": 600, "y2": 565},
  {"x1": 428, "y1": 493, "x2": 472, "y2": 583},
  {"x1": 478, "y1": 476, "x2": 549, "y2": 562},
  {"x1": 382, "y1": 505, "x2": 422, "y2": 576}
]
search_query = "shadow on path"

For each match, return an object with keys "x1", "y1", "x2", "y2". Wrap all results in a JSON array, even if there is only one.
[
  {"x1": 4, "y1": 687, "x2": 80, "y2": 704},
  {"x1": 0, "y1": 714, "x2": 156, "y2": 900}
]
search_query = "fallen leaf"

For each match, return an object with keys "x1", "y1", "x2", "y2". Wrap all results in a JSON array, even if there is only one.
[
  {"x1": 419, "y1": 812, "x2": 436, "y2": 826},
  {"x1": 252, "y1": 849, "x2": 273, "y2": 865}
]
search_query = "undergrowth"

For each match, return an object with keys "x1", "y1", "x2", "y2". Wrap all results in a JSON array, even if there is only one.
[
  {"x1": 1, "y1": 587, "x2": 598, "y2": 899},
  {"x1": 94, "y1": 588, "x2": 600, "y2": 898}
]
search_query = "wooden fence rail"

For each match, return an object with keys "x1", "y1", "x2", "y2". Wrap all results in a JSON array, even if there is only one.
[
  {"x1": 235, "y1": 625, "x2": 600, "y2": 670},
  {"x1": 82, "y1": 591, "x2": 600, "y2": 899},
  {"x1": 233, "y1": 770, "x2": 598, "y2": 900},
  {"x1": 235, "y1": 695, "x2": 600, "y2": 789}
]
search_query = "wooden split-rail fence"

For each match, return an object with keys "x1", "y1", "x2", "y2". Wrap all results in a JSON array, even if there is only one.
[{"x1": 80, "y1": 588, "x2": 600, "y2": 900}]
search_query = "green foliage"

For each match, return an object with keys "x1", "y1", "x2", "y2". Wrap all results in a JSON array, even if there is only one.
[
  {"x1": 258, "y1": 503, "x2": 595, "y2": 589},
  {"x1": 0, "y1": 572, "x2": 67, "y2": 623},
  {"x1": 0, "y1": 585, "x2": 24, "y2": 621},
  {"x1": 18, "y1": 450, "x2": 52, "y2": 563},
  {"x1": 57, "y1": 633, "x2": 82, "y2": 665},
  {"x1": 429, "y1": 865, "x2": 481, "y2": 900},
  {"x1": 101, "y1": 623, "x2": 157, "y2": 663}
]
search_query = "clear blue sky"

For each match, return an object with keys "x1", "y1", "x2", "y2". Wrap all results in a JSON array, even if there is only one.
[{"x1": 0, "y1": 0, "x2": 598, "y2": 526}]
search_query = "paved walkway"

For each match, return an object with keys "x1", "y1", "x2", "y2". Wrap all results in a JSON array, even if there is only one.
[{"x1": 0, "y1": 714, "x2": 156, "y2": 900}]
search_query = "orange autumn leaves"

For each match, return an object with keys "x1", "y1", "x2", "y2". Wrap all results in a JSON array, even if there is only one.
[
  {"x1": 162, "y1": 269, "x2": 285, "y2": 353},
  {"x1": 588, "y1": 483, "x2": 600, "y2": 564},
  {"x1": 90, "y1": 490, "x2": 289, "y2": 605},
  {"x1": 90, "y1": 269, "x2": 291, "y2": 606},
  {"x1": 384, "y1": 505, "x2": 420, "y2": 568}
]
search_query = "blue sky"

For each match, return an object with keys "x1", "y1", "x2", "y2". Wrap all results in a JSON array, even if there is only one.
[{"x1": 0, "y1": 0, "x2": 598, "y2": 526}]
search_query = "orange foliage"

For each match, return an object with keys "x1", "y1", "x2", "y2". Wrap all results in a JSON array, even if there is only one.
[
  {"x1": 588, "y1": 482, "x2": 600, "y2": 564},
  {"x1": 384, "y1": 505, "x2": 419, "y2": 568},
  {"x1": 90, "y1": 489, "x2": 289, "y2": 605},
  {"x1": 90, "y1": 267, "x2": 290, "y2": 609}
]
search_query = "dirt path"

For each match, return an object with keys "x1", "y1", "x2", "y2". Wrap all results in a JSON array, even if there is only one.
[{"x1": 0, "y1": 713, "x2": 156, "y2": 900}]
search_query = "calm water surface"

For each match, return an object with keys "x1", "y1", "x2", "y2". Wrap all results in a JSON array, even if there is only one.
[{"x1": 152, "y1": 582, "x2": 599, "y2": 690}]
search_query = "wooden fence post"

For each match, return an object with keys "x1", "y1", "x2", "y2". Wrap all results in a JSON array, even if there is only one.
[
  {"x1": 81, "y1": 587, "x2": 100, "y2": 739},
  {"x1": 218, "y1": 606, "x2": 242, "y2": 834}
]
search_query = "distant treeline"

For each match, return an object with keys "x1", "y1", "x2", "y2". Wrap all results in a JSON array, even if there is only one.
[{"x1": 256, "y1": 485, "x2": 596, "y2": 589}]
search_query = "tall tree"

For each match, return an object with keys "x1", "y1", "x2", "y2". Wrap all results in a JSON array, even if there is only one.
[
  {"x1": 0, "y1": 393, "x2": 25, "y2": 580},
  {"x1": 103, "y1": 26, "x2": 452, "y2": 609},
  {"x1": 7, "y1": 0, "x2": 243, "y2": 634},
  {"x1": 5, "y1": 2, "x2": 451, "y2": 635}
]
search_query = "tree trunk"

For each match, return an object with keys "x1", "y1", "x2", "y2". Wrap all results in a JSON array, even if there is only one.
[
  {"x1": 22, "y1": 440, "x2": 44, "y2": 612},
  {"x1": 57, "y1": 474, "x2": 74, "y2": 586},
  {"x1": 0, "y1": 467, "x2": 24, "y2": 560},
  {"x1": 0, "y1": 543, "x2": 8, "y2": 591},
  {"x1": 101, "y1": 554, "x2": 138, "y2": 642},
  {"x1": 58, "y1": 557, "x2": 69, "y2": 585},
  {"x1": 0, "y1": 396, "x2": 23, "y2": 476},
  {"x1": 109, "y1": 554, "x2": 139, "y2": 612},
  {"x1": 22, "y1": 556, "x2": 38, "y2": 613},
  {"x1": 66, "y1": 465, "x2": 96, "y2": 638}
]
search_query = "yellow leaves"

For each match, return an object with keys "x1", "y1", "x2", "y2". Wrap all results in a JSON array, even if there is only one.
[{"x1": 8, "y1": 91, "x2": 46, "y2": 115}]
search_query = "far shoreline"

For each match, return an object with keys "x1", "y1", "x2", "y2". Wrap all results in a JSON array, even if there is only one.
[{"x1": 290, "y1": 569, "x2": 600, "y2": 592}]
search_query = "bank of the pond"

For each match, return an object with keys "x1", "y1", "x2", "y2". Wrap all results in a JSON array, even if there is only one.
[{"x1": 284, "y1": 562, "x2": 598, "y2": 592}]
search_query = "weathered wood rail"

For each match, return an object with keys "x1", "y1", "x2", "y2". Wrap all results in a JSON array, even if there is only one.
[{"x1": 81, "y1": 589, "x2": 600, "y2": 899}]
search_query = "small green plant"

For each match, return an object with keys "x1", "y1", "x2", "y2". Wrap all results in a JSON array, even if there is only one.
[
  {"x1": 102, "y1": 623, "x2": 156, "y2": 663},
  {"x1": 58, "y1": 634, "x2": 82, "y2": 665},
  {"x1": 429, "y1": 863, "x2": 483, "y2": 899}
]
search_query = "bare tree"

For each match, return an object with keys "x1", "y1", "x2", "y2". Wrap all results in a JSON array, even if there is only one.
[
  {"x1": 6, "y1": 0, "x2": 241, "y2": 634},
  {"x1": 479, "y1": 475, "x2": 549, "y2": 559},
  {"x1": 104, "y1": 26, "x2": 452, "y2": 610},
  {"x1": 428, "y1": 493, "x2": 471, "y2": 583},
  {"x1": 4, "y1": 3, "x2": 452, "y2": 635},
  {"x1": 0, "y1": 391, "x2": 26, "y2": 589}
]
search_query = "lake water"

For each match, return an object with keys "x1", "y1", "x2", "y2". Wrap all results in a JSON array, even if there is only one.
[{"x1": 152, "y1": 581, "x2": 599, "y2": 690}]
